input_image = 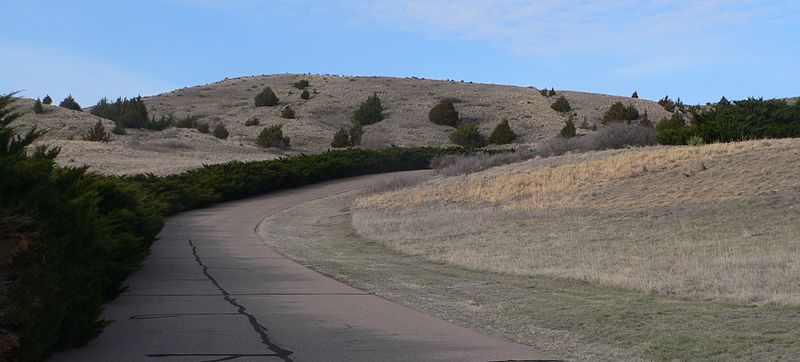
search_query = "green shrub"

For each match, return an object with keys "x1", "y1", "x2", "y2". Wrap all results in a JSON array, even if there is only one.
[
  {"x1": 550, "y1": 95, "x2": 571, "y2": 113},
  {"x1": 212, "y1": 124, "x2": 229, "y2": 139},
  {"x1": 281, "y1": 106, "x2": 295, "y2": 119},
  {"x1": 429, "y1": 99, "x2": 459, "y2": 127},
  {"x1": 90, "y1": 97, "x2": 149, "y2": 129},
  {"x1": 631, "y1": 91, "x2": 639, "y2": 98},
  {"x1": 244, "y1": 117, "x2": 260, "y2": 126},
  {"x1": 300, "y1": 89, "x2": 310, "y2": 100},
  {"x1": 349, "y1": 122, "x2": 363, "y2": 146},
  {"x1": 539, "y1": 88, "x2": 549, "y2": 97},
  {"x1": 173, "y1": 115, "x2": 198, "y2": 129},
  {"x1": 689, "y1": 97, "x2": 800, "y2": 142},
  {"x1": 42, "y1": 95, "x2": 52, "y2": 105},
  {"x1": 331, "y1": 128, "x2": 351, "y2": 148},
  {"x1": 293, "y1": 79, "x2": 310, "y2": 89},
  {"x1": 560, "y1": 116, "x2": 577, "y2": 138},
  {"x1": 658, "y1": 95, "x2": 685, "y2": 113},
  {"x1": 549, "y1": 88, "x2": 556, "y2": 97},
  {"x1": 83, "y1": 120, "x2": 112, "y2": 142},
  {"x1": 146, "y1": 114, "x2": 172, "y2": 131},
  {"x1": 256, "y1": 124, "x2": 290, "y2": 149},
  {"x1": 196, "y1": 123, "x2": 210, "y2": 134},
  {"x1": 655, "y1": 113, "x2": 690, "y2": 145},
  {"x1": 112, "y1": 122, "x2": 126, "y2": 135},
  {"x1": 33, "y1": 98, "x2": 44, "y2": 114},
  {"x1": 254, "y1": 87, "x2": 279, "y2": 107},
  {"x1": 449, "y1": 122, "x2": 486, "y2": 148},
  {"x1": 352, "y1": 93, "x2": 383, "y2": 125},
  {"x1": 489, "y1": 119, "x2": 516, "y2": 144},
  {"x1": 59, "y1": 95, "x2": 81, "y2": 111},
  {"x1": 601, "y1": 102, "x2": 639, "y2": 124}
]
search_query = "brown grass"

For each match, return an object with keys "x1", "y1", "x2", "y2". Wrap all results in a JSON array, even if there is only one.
[{"x1": 354, "y1": 139, "x2": 800, "y2": 304}]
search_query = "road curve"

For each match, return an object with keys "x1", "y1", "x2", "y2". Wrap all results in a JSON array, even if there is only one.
[{"x1": 52, "y1": 171, "x2": 556, "y2": 361}]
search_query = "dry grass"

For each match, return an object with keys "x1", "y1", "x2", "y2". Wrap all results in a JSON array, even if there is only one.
[{"x1": 354, "y1": 139, "x2": 800, "y2": 304}]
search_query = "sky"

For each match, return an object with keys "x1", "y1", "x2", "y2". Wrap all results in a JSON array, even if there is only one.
[{"x1": 3, "y1": 0, "x2": 798, "y2": 106}]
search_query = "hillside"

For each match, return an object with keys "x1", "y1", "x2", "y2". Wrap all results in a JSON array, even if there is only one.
[
  {"x1": 13, "y1": 74, "x2": 674, "y2": 175},
  {"x1": 354, "y1": 138, "x2": 800, "y2": 304}
]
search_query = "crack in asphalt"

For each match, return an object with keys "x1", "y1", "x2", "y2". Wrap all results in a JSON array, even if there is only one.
[{"x1": 189, "y1": 239, "x2": 294, "y2": 362}]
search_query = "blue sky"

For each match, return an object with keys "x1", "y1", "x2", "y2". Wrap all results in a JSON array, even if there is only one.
[{"x1": 3, "y1": 0, "x2": 798, "y2": 106}]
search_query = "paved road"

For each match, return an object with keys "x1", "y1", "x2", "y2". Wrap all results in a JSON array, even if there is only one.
[{"x1": 53, "y1": 171, "x2": 556, "y2": 361}]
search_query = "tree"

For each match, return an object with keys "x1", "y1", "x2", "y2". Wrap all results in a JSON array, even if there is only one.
[
  {"x1": 352, "y1": 93, "x2": 383, "y2": 125},
  {"x1": 349, "y1": 122, "x2": 363, "y2": 146},
  {"x1": 212, "y1": 124, "x2": 229, "y2": 139},
  {"x1": 254, "y1": 87, "x2": 279, "y2": 107},
  {"x1": 428, "y1": 99, "x2": 459, "y2": 127},
  {"x1": 560, "y1": 115, "x2": 577, "y2": 138},
  {"x1": 293, "y1": 79, "x2": 310, "y2": 89},
  {"x1": 331, "y1": 128, "x2": 350, "y2": 148},
  {"x1": 631, "y1": 91, "x2": 639, "y2": 98},
  {"x1": 42, "y1": 95, "x2": 52, "y2": 105},
  {"x1": 256, "y1": 124, "x2": 290, "y2": 149},
  {"x1": 449, "y1": 122, "x2": 486, "y2": 148},
  {"x1": 539, "y1": 88, "x2": 549, "y2": 97},
  {"x1": 281, "y1": 106, "x2": 296, "y2": 119},
  {"x1": 300, "y1": 89, "x2": 310, "y2": 100},
  {"x1": 83, "y1": 120, "x2": 112, "y2": 142},
  {"x1": 489, "y1": 119, "x2": 516, "y2": 144},
  {"x1": 550, "y1": 95, "x2": 571, "y2": 113},
  {"x1": 655, "y1": 112, "x2": 689, "y2": 145},
  {"x1": 601, "y1": 102, "x2": 639, "y2": 124},
  {"x1": 33, "y1": 98, "x2": 44, "y2": 114},
  {"x1": 90, "y1": 96, "x2": 149, "y2": 129},
  {"x1": 59, "y1": 95, "x2": 81, "y2": 111},
  {"x1": 548, "y1": 88, "x2": 556, "y2": 97}
]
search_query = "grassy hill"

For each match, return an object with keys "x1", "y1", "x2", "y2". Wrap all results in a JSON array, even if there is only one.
[{"x1": 12, "y1": 74, "x2": 673, "y2": 175}]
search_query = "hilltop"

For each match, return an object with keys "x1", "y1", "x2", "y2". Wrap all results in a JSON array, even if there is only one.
[{"x1": 14, "y1": 74, "x2": 675, "y2": 174}]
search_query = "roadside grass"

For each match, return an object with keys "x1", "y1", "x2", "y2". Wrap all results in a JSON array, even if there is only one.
[
  {"x1": 259, "y1": 191, "x2": 800, "y2": 361},
  {"x1": 353, "y1": 139, "x2": 800, "y2": 304}
]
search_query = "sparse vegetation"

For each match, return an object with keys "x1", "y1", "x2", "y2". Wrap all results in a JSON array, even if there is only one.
[
  {"x1": 601, "y1": 102, "x2": 639, "y2": 124},
  {"x1": 449, "y1": 122, "x2": 486, "y2": 148},
  {"x1": 658, "y1": 95, "x2": 685, "y2": 113},
  {"x1": 281, "y1": 105, "x2": 295, "y2": 119},
  {"x1": 550, "y1": 95, "x2": 571, "y2": 113},
  {"x1": 540, "y1": 122, "x2": 656, "y2": 157},
  {"x1": 331, "y1": 128, "x2": 351, "y2": 148},
  {"x1": 300, "y1": 89, "x2": 310, "y2": 100},
  {"x1": 82, "y1": 120, "x2": 112, "y2": 142},
  {"x1": 428, "y1": 99, "x2": 459, "y2": 127},
  {"x1": 349, "y1": 122, "x2": 363, "y2": 146},
  {"x1": 254, "y1": 87, "x2": 279, "y2": 107},
  {"x1": 352, "y1": 93, "x2": 383, "y2": 125},
  {"x1": 173, "y1": 115, "x2": 199, "y2": 129},
  {"x1": 58, "y1": 95, "x2": 81, "y2": 111},
  {"x1": 489, "y1": 119, "x2": 516, "y2": 144},
  {"x1": 431, "y1": 149, "x2": 534, "y2": 176},
  {"x1": 256, "y1": 124, "x2": 290, "y2": 149},
  {"x1": 212, "y1": 124, "x2": 229, "y2": 139}
]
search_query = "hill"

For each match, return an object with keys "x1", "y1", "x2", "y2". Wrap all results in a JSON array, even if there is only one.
[{"x1": 13, "y1": 74, "x2": 675, "y2": 174}]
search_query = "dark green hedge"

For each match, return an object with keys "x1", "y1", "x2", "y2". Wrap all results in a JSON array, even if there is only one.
[{"x1": 2, "y1": 92, "x2": 460, "y2": 360}]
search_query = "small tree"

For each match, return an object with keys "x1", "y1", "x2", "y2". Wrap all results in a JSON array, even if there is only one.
[
  {"x1": 489, "y1": 119, "x2": 516, "y2": 144},
  {"x1": 281, "y1": 106, "x2": 295, "y2": 119},
  {"x1": 331, "y1": 128, "x2": 351, "y2": 148},
  {"x1": 601, "y1": 102, "x2": 639, "y2": 124},
  {"x1": 352, "y1": 93, "x2": 383, "y2": 125},
  {"x1": 59, "y1": 95, "x2": 81, "y2": 111},
  {"x1": 256, "y1": 124, "x2": 290, "y2": 149},
  {"x1": 42, "y1": 95, "x2": 52, "y2": 105},
  {"x1": 655, "y1": 112, "x2": 689, "y2": 145},
  {"x1": 293, "y1": 79, "x2": 310, "y2": 89},
  {"x1": 300, "y1": 89, "x2": 310, "y2": 100},
  {"x1": 449, "y1": 122, "x2": 486, "y2": 148},
  {"x1": 631, "y1": 91, "x2": 639, "y2": 98},
  {"x1": 83, "y1": 120, "x2": 112, "y2": 142},
  {"x1": 254, "y1": 87, "x2": 279, "y2": 107},
  {"x1": 428, "y1": 99, "x2": 459, "y2": 127},
  {"x1": 33, "y1": 98, "x2": 44, "y2": 114},
  {"x1": 550, "y1": 95, "x2": 571, "y2": 112},
  {"x1": 212, "y1": 124, "x2": 229, "y2": 139},
  {"x1": 112, "y1": 121, "x2": 126, "y2": 135},
  {"x1": 560, "y1": 116, "x2": 577, "y2": 138},
  {"x1": 539, "y1": 88, "x2": 549, "y2": 97},
  {"x1": 548, "y1": 88, "x2": 556, "y2": 97},
  {"x1": 349, "y1": 122, "x2": 363, "y2": 146}
]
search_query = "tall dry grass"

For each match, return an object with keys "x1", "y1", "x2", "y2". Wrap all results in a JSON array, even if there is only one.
[{"x1": 354, "y1": 139, "x2": 800, "y2": 304}]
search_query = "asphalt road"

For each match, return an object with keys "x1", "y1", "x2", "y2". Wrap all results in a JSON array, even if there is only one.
[{"x1": 52, "y1": 171, "x2": 556, "y2": 361}]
